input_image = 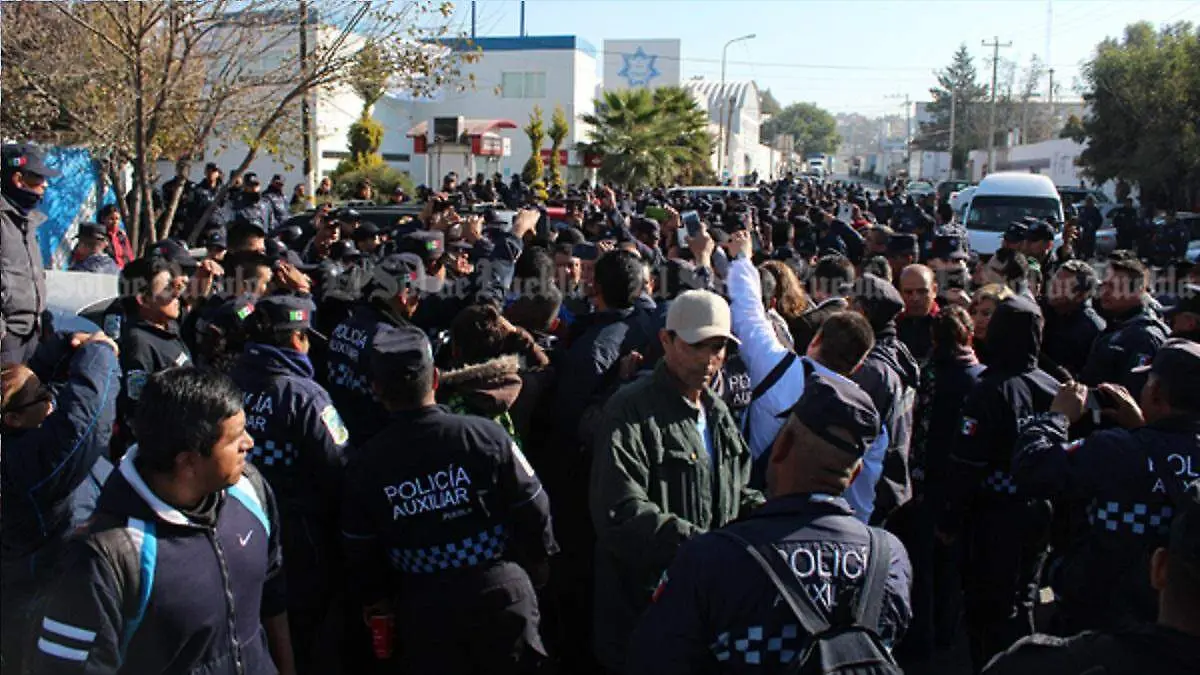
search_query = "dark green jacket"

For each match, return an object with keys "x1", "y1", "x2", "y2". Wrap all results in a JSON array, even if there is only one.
[{"x1": 589, "y1": 362, "x2": 764, "y2": 671}]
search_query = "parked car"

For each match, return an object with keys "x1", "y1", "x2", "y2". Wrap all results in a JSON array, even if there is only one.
[
  {"x1": 936, "y1": 180, "x2": 973, "y2": 203},
  {"x1": 906, "y1": 180, "x2": 936, "y2": 198}
]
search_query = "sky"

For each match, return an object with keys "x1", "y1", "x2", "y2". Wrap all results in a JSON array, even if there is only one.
[{"x1": 444, "y1": 0, "x2": 1200, "y2": 115}]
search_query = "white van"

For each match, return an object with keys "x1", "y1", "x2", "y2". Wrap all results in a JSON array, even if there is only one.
[{"x1": 963, "y1": 172, "x2": 1064, "y2": 255}]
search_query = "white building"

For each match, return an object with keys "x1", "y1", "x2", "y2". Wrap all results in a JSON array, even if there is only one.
[
  {"x1": 682, "y1": 79, "x2": 776, "y2": 182},
  {"x1": 189, "y1": 32, "x2": 600, "y2": 191},
  {"x1": 966, "y1": 137, "x2": 1119, "y2": 200}
]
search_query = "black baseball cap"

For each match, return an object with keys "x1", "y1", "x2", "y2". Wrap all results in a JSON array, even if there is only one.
[
  {"x1": 1131, "y1": 339, "x2": 1200, "y2": 408},
  {"x1": 777, "y1": 371, "x2": 880, "y2": 458},
  {"x1": 75, "y1": 222, "x2": 108, "y2": 241},
  {"x1": 352, "y1": 222, "x2": 382, "y2": 240},
  {"x1": 366, "y1": 253, "x2": 425, "y2": 300},
  {"x1": 572, "y1": 242, "x2": 600, "y2": 262},
  {"x1": 931, "y1": 233, "x2": 968, "y2": 261},
  {"x1": 334, "y1": 208, "x2": 362, "y2": 224},
  {"x1": 243, "y1": 172, "x2": 261, "y2": 187},
  {"x1": 1165, "y1": 284, "x2": 1200, "y2": 318},
  {"x1": 1026, "y1": 221, "x2": 1055, "y2": 242},
  {"x1": 397, "y1": 231, "x2": 445, "y2": 265},
  {"x1": 202, "y1": 229, "x2": 227, "y2": 249},
  {"x1": 252, "y1": 294, "x2": 314, "y2": 330},
  {"x1": 2, "y1": 143, "x2": 61, "y2": 178},
  {"x1": 204, "y1": 162, "x2": 220, "y2": 173},
  {"x1": 371, "y1": 323, "x2": 435, "y2": 380},
  {"x1": 148, "y1": 239, "x2": 199, "y2": 270},
  {"x1": 1004, "y1": 222, "x2": 1029, "y2": 243}
]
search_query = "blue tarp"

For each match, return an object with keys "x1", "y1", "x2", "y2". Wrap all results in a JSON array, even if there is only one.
[{"x1": 35, "y1": 147, "x2": 116, "y2": 270}]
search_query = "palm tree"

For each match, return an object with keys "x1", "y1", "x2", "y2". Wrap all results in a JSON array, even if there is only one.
[{"x1": 582, "y1": 87, "x2": 713, "y2": 189}]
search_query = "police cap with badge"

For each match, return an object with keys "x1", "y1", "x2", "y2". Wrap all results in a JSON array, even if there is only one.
[
  {"x1": 2, "y1": 143, "x2": 62, "y2": 180},
  {"x1": 247, "y1": 294, "x2": 326, "y2": 343},
  {"x1": 396, "y1": 231, "x2": 446, "y2": 269}
]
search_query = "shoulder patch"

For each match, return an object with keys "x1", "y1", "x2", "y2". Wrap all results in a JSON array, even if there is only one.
[
  {"x1": 511, "y1": 442, "x2": 535, "y2": 478},
  {"x1": 1134, "y1": 353, "x2": 1153, "y2": 368},
  {"x1": 961, "y1": 417, "x2": 978, "y2": 437},
  {"x1": 651, "y1": 569, "x2": 669, "y2": 603},
  {"x1": 174, "y1": 352, "x2": 190, "y2": 367},
  {"x1": 1065, "y1": 438, "x2": 1086, "y2": 454},
  {"x1": 320, "y1": 405, "x2": 350, "y2": 446},
  {"x1": 126, "y1": 370, "x2": 148, "y2": 401}
]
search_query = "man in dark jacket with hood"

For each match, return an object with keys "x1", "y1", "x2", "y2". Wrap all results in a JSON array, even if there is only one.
[
  {"x1": 939, "y1": 295, "x2": 1060, "y2": 671},
  {"x1": 1, "y1": 144, "x2": 59, "y2": 365},
  {"x1": 850, "y1": 273, "x2": 919, "y2": 525},
  {"x1": 230, "y1": 295, "x2": 348, "y2": 674}
]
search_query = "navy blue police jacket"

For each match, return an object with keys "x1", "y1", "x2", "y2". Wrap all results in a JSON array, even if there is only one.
[
  {"x1": 1, "y1": 341, "x2": 119, "y2": 594},
  {"x1": 324, "y1": 301, "x2": 411, "y2": 442},
  {"x1": 1012, "y1": 412, "x2": 1200, "y2": 619},
  {"x1": 1079, "y1": 304, "x2": 1168, "y2": 398},
  {"x1": 69, "y1": 253, "x2": 121, "y2": 275},
  {"x1": 27, "y1": 448, "x2": 286, "y2": 675},
  {"x1": 626, "y1": 494, "x2": 912, "y2": 675},
  {"x1": 910, "y1": 347, "x2": 985, "y2": 500},
  {"x1": 341, "y1": 405, "x2": 558, "y2": 606},
  {"x1": 1040, "y1": 301, "x2": 1105, "y2": 378},
  {"x1": 941, "y1": 299, "x2": 1059, "y2": 528},
  {"x1": 230, "y1": 342, "x2": 348, "y2": 519},
  {"x1": 118, "y1": 319, "x2": 191, "y2": 432}
]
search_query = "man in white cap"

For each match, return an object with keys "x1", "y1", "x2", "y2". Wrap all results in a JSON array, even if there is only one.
[{"x1": 590, "y1": 289, "x2": 765, "y2": 673}]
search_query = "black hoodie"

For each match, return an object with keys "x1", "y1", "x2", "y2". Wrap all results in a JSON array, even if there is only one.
[{"x1": 941, "y1": 296, "x2": 1059, "y2": 524}]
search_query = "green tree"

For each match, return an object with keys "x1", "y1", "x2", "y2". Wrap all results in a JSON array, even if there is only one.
[
  {"x1": 914, "y1": 44, "x2": 991, "y2": 162},
  {"x1": 1060, "y1": 113, "x2": 1086, "y2": 140},
  {"x1": 1075, "y1": 21, "x2": 1200, "y2": 209},
  {"x1": 759, "y1": 88, "x2": 783, "y2": 116},
  {"x1": 581, "y1": 87, "x2": 713, "y2": 189},
  {"x1": 522, "y1": 106, "x2": 547, "y2": 200},
  {"x1": 760, "y1": 102, "x2": 841, "y2": 158},
  {"x1": 547, "y1": 105, "x2": 570, "y2": 192}
]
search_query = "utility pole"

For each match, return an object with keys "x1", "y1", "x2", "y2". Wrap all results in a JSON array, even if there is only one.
[
  {"x1": 886, "y1": 93, "x2": 912, "y2": 174},
  {"x1": 1048, "y1": 67, "x2": 1055, "y2": 119},
  {"x1": 299, "y1": 0, "x2": 313, "y2": 200},
  {"x1": 983, "y1": 36, "x2": 1012, "y2": 177},
  {"x1": 717, "y1": 33, "x2": 755, "y2": 182},
  {"x1": 948, "y1": 87, "x2": 957, "y2": 179}
]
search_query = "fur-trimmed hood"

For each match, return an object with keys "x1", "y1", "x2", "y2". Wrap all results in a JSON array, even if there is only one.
[{"x1": 438, "y1": 354, "x2": 524, "y2": 416}]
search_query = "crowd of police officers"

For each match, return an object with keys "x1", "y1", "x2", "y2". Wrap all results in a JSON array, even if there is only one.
[{"x1": 2, "y1": 138, "x2": 1200, "y2": 675}]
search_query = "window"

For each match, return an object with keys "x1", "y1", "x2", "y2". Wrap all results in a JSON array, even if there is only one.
[{"x1": 501, "y1": 72, "x2": 546, "y2": 99}]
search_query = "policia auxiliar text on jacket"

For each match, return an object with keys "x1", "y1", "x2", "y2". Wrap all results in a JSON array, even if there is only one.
[{"x1": 341, "y1": 323, "x2": 558, "y2": 674}]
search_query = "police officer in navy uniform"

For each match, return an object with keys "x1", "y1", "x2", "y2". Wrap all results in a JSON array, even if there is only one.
[
  {"x1": 938, "y1": 294, "x2": 1059, "y2": 671},
  {"x1": 627, "y1": 371, "x2": 912, "y2": 674},
  {"x1": 324, "y1": 253, "x2": 423, "y2": 442},
  {"x1": 229, "y1": 295, "x2": 349, "y2": 674},
  {"x1": 341, "y1": 323, "x2": 558, "y2": 674},
  {"x1": 116, "y1": 254, "x2": 192, "y2": 446},
  {"x1": 1012, "y1": 339, "x2": 1200, "y2": 635},
  {"x1": 1080, "y1": 257, "x2": 1169, "y2": 399}
]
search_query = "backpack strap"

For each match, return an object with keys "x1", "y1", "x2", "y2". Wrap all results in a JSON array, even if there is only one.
[
  {"x1": 853, "y1": 528, "x2": 890, "y2": 631},
  {"x1": 712, "y1": 529, "x2": 831, "y2": 638},
  {"x1": 742, "y1": 352, "x2": 801, "y2": 441}
]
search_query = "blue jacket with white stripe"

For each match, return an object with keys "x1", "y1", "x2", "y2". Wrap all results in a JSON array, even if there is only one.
[
  {"x1": 27, "y1": 448, "x2": 286, "y2": 675},
  {"x1": 1, "y1": 340, "x2": 119, "y2": 590}
]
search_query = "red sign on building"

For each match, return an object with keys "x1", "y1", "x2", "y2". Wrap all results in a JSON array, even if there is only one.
[{"x1": 539, "y1": 149, "x2": 570, "y2": 165}]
